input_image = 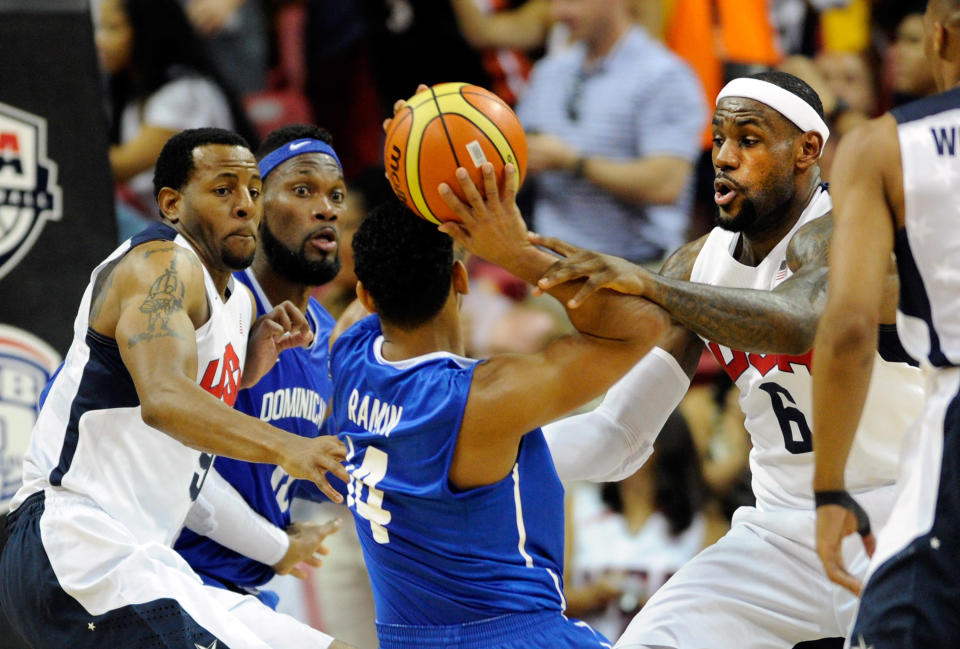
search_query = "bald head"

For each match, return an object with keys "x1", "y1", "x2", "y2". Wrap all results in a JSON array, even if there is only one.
[
  {"x1": 924, "y1": 0, "x2": 960, "y2": 90},
  {"x1": 929, "y1": 0, "x2": 960, "y2": 27},
  {"x1": 931, "y1": 0, "x2": 960, "y2": 14}
]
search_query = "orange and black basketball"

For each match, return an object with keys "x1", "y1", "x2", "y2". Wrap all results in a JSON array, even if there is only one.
[{"x1": 383, "y1": 82, "x2": 528, "y2": 224}]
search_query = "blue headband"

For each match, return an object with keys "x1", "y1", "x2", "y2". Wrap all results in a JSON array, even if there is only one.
[{"x1": 258, "y1": 138, "x2": 343, "y2": 179}]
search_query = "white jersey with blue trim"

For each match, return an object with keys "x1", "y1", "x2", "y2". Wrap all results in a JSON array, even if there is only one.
[
  {"x1": 9, "y1": 222, "x2": 253, "y2": 547},
  {"x1": 329, "y1": 315, "x2": 568, "y2": 626},
  {"x1": 892, "y1": 86, "x2": 960, "y2": 369},
  {"x1": 865, "y1": 87, "x2": 960, "y2": 572},
  {"x1": 690, "y1": 187, "x2": 923, "y2": 514}
]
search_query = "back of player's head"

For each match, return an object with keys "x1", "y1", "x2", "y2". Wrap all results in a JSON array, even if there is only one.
[
  {"x1": 353, "y1": 199, "x2": 454, "y2": 329},
  {"x1": 748, "y1": 70, "x2": 825, "y2": 120},
  {"x1": 256, "y1": 124, "x2": 334, "y2": 160},
  {"x1": 153, "y1": 128, "x2": 250, "y2": 199}
]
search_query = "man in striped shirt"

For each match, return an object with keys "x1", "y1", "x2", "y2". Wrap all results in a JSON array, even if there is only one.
[{"x1": 516, "y1": 0, "x2": 705, "y2": 265}]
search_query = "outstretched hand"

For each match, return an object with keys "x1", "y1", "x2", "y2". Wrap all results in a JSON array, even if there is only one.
[
  {"x1": 243, "y1": 300, "x2": 314, "y2": 388},
  {"x1": 530, "y1": 233, "x2": 651, "y2": 307},
  {"x1": 273, "y1": 518, "x2": 343, "y2": 579},
  {"x1": 280, "y1": 435, "x2": 350, "y2": 504},
  {"x1": 815, "y1": 503, "x2": 875, "y2": 596},
  {"x1": 437, "y1": 162, "x2": 536, "y2": 270}
]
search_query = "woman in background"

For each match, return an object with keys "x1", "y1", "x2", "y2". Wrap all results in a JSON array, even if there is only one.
[
  {"x1": 565, "y1": 412, "x2": 707, "y2": 641},
  {"x1": 95, "y1": 0, "x2": 257, "y2": 240}
]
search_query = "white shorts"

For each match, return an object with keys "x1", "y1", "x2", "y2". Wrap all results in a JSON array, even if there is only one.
[
  {"x1": 614, "y1": 506, "x2": 875, "y2": 649},
  {"x1": 0, "y1": 489, "x2": 333, "y2": 649}
]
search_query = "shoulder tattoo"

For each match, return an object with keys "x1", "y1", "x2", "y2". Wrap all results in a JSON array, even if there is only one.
[{"x1": 128, "y1": 252, "x2": 187, "y2": 347}]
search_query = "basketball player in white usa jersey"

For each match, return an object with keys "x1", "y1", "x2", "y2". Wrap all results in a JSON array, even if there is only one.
[
  {"x1": 814, "y1": 1, "x2": 960, "y2": 646},
  {"x1": 533, "y1": 71, "x2": 925, "y2": 648},
  {"x1": 0, "y1": 129, "x2": 356, "y2": 649}
]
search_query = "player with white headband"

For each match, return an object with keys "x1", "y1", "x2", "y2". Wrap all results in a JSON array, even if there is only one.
[{"x1": 528, "y1": 71, "x2": 924, "y2": 648}]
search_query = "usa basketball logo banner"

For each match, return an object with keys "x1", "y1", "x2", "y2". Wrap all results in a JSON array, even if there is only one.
[
  {"x1": 0, "y1": 101, "x2": 63, "y2": 281},
  {"x1": 0, "y1": 324, "x2": 60, "y2": 511}
]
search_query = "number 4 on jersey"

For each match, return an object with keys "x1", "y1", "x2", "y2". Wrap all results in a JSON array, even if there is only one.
[{"x1": 347, "y1": 443, "x2": 392, "y2": 544}]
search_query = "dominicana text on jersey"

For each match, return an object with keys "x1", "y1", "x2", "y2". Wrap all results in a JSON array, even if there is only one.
[{"x1": 174, "y1": 267, "x2": 337, "y2": 594}]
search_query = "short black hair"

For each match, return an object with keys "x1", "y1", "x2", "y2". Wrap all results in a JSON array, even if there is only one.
[
  {"x1": 352, "y1": 199, "x2": 454, "y2": 329},
  {"x1": 256, "y1": 124, "x2": 333, "y2": 161},
  {"x1": 153, "y1": 127, "x2": 250, "y2": 199},
  {"x1": 748, "y1": 70, "x2": 825, "y2": 120}
]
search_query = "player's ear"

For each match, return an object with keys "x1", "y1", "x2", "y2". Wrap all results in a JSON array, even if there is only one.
[
  {"x1": 796, "y1": 131, "x2": 823, "y2": 171},
  {"x1": 157, "y1": 187, "x2": 182, "y2": 223},
  {"x1": 452, "y1": 259, "x2": 470, "y2": 296},
  {"x1": 355, "y1": 281, "x2": 378, "y2": 314},
  {"x1": 932, "y1": 19, "x2": 947, "y2": 58}
]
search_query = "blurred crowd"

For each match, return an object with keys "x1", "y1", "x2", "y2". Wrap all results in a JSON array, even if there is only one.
[{"x1": 89, "y1": 0, "x2": 932, "y2": 644}]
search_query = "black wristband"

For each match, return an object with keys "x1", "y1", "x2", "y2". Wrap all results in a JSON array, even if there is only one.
[{"x1": 815, "y1": 490, "x2": 872, "y2": 537}]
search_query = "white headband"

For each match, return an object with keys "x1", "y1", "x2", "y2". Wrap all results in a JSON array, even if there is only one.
[{"x1": 716, "y1": 78, "x2": 830, "y2": 151}]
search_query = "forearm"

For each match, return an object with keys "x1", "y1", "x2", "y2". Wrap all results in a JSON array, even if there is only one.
[
  {"x1": 811, "y1": 311, "x2": 877, "y2": 491},
  {"x1": 545, "y1": 347, "x2": 689, "y2": 482},
  {"x1": 646, "y1": 273, "x2": 822, "y2": 354},
  {"x1": 450, "y1": 0, "x2": 548, "y2": 50},
  {"x1": 492, "y1": 243, "x2": 662, "y2": 341},
  {"x1": 186, "y1": 469, "x2": 289, "y2": 565},
  {"x1": 141, "y1": 375, "x2": 293, "y2": 464},
  {"x1": 577, "y1": 156, "x2": 691, "y2": 206}
]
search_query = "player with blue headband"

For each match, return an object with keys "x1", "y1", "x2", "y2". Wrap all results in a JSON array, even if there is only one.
[
  {"x1": 173, "y1": 125, "x2": 364, "y2": 646},
  {"x1": 259, "y1": 137, "x2": 344, "y2": 179}
]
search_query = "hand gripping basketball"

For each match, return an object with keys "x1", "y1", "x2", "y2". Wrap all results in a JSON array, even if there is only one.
[{"x1": 383, "y1": 82, "x2": 527, "y2": 224}]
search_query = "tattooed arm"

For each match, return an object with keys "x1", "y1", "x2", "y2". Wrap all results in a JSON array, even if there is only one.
[
  {"x1": 89, "y1": 241, "x2": 349, "y2": 502},
  {"x1": 644, "y1": 216, "x2": 832, "y2": 355},
  {"x1": 535, "y1": 218, "x2": 836, "y2": 355}
]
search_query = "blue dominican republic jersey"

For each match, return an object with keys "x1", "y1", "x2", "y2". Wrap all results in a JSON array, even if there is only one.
[
  {"x1": 174, "y1": 268, "x2": 337, "y2": 591},
  {"x1": 329, "y1": 315, "x2": 568, "y2": 626}
]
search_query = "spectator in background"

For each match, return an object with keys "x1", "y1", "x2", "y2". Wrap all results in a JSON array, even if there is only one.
[
  {"x1": 304, "y1": 2, "x2": 383, "y2": 180},
  {"x1": 448, "y1": 0, "x2": 548, "y2": 105},
  {"x1": 179, "y1": 0, "x2": 268, "y2": 97},
  {"x1": 889, "y1": 10, "x2": 938, "y2": 105},
  {"x1": 814, "y1": 50, "x2": 879, "y2": 118},
  {"x1": 565, "y1": 412, "x2": 707, "y2": 642},
  {"x1": 95, "y1": 0, "x2": 258, "y2": 241},
  {"x1": 361, "y1": 1, "x2": 494, "y2": 117},
  {"x1": 516, "y1": 0, "x2": 705, "y2": 264}
]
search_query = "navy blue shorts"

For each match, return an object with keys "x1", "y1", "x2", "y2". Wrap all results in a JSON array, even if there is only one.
[
  {"x1": 0, "y1": 492, "x2": 229, "y2": 649},
  {"x1": 852, "y1": 388, "x2": 960, "y2": 648}
]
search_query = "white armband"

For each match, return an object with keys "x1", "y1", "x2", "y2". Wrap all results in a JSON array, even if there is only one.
[
  {"x1": 185, "y1": 469, "x2": 290, "y2": 567},
  {"x1": 544, "y1": 347, "x2": 690, "y2": 482}
]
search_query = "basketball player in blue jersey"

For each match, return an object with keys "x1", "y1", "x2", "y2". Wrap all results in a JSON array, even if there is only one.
[
  {"x1": 490, "y1": 71, "x2": 924, "y2": 649},
  {"x1": 175, "y1": 124, "x2": 349, "y2": 609},
  {"x1": 814, "y1": 1, "x2": 960, "y2": 646},
  {"x1": 328, "y1": 159, "x2": 670, "y2": 648},
  {"x1": 0, "y1": 128, "x2": 357, "y2": 649}
]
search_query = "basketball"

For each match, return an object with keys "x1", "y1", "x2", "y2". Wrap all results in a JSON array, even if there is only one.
[{"x1": 384, "y1": 82, "x2": 528, "y2": 225}]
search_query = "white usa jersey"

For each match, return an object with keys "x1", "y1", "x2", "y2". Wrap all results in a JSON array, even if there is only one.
[
  {"x1": 864, "y1": 89, "x2": 960, "y2": 571},
  {"x1": 893, "y1": 90, "x2": 960, "y2": 369},
  {"x1": 690, "y1": 187, "x2": 924, "y2": 512},
  {"x1": 9, "y1": 222, "x2": 252, "y2": 546}
]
